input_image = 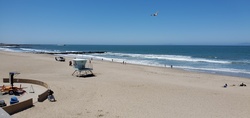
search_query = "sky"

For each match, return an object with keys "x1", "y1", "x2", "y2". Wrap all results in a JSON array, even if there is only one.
[{"x1": 0, "y1": 0, "x2": 250, "y2": 45}]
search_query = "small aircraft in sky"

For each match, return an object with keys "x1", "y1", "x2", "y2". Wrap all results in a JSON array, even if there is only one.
[{"x1": 151, "y1": 11, "x2": 159, "y2": 16}]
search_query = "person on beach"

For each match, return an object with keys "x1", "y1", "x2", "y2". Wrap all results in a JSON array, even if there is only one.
[
  {"x1": 223, "y1": 84, "x2": 228, "y2": 88},
  {"x1": 240, "y1": 83, "x2": 246, "y2": 87},
  {"x1": 48, "y1": 89, "x2": 56, "y2": 102},
  {"x1": 69, "y1": 61, "x2": 72, "y2": 66}
]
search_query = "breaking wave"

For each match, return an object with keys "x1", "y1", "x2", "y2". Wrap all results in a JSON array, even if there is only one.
[{"x1": 101, "y1": 52, "x2": 231, "y2": 64}]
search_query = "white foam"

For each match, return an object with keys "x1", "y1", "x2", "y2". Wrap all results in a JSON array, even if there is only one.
[
  {"x1": 177, "y1": 66, "x2": 250, "y2": 75},
  {"x1": 102, "y1": 52, "x2": 231, "y2": 64},
  {"x1": 20, "y1": 48, "x2": 57, "y2": 53},
  {"x1": 0, "y1": 47, "x2": 15, "y2": 52}
]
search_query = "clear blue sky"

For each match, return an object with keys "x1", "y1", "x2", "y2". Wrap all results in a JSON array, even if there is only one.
[{"x1": 0, "y1": 0, "x2": 249, "y2": 45}]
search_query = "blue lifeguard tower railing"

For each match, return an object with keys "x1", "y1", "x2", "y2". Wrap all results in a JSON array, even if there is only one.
[{"x1": 72, "y1": 59, "x2": 93, "y2": 77}]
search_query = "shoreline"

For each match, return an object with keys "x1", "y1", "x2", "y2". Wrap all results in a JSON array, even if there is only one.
[
  {"x1": 1, "y1": 50, "x2": 250, "y2": 118},
  {"x1": 1, "y1": 46, "x2": 249, "y2": 79},
  {"x1": 12, "y1": 50, "x2": 250, "y2": 79}
]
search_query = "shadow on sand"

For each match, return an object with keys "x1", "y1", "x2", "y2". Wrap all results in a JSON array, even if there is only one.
[{"x1": 76, "y1": 74, "x2": 95, "y2": 78}]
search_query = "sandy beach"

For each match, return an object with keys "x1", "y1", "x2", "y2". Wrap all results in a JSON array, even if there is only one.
[{"x1": 0, "y1": 50, "x2": 250, "y2": 118}]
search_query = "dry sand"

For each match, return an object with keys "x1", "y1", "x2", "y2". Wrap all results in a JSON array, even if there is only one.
[{"x1": 0, "y1": 51, "x2": 250, "y2": 118}]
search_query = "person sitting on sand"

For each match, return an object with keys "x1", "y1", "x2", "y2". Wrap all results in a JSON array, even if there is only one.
[
  {"x1": 223, "y1": 83, "x2": 228, "y2": 88},
  {"x1": 240, "y1": 83, "x2": 246, "y2": 87},
  {"x1": 48, "y1": 89, "x2": 56, "y2": 102}
]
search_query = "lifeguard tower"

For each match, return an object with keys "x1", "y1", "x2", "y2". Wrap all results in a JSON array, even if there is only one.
[{"x1": 72, "y1": 59, "x2": 93, "y2": 77}]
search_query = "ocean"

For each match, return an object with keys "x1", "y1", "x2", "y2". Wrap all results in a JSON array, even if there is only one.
[{"x1": 1, "y1": 45, "x2": 250, "y2": 78}]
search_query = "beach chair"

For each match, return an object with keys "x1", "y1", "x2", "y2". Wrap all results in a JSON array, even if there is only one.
[{"x1": 72, "y1": 59, "x2": 93, "y2": 77}]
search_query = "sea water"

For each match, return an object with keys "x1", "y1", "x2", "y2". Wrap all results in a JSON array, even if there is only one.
[{"x1": 1, "y1": 45, "x2": 250, "y2": 78}]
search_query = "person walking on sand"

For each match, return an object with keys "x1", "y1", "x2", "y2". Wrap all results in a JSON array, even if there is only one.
[{"x1": 69, "y1": 61, "x2": 72, "y2": 66}]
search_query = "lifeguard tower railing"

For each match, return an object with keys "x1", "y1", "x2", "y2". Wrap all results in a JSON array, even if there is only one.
[{"x1": 72, "y1": 59, "x2": 93, "y2": 77}]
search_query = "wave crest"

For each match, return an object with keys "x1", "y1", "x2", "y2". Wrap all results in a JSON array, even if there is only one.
[{"x1": 103, "y1": 52, "x2": 231, "y2": 64}]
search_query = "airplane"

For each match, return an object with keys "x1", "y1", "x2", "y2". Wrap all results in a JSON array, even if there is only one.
[{"x1": 151, "y1": 11, "x2": 159, "y2": 16}]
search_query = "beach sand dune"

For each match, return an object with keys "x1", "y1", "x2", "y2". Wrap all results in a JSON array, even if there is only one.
[{"x1": 0, "y1": 51, "x2": 250, "y2": 118}]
